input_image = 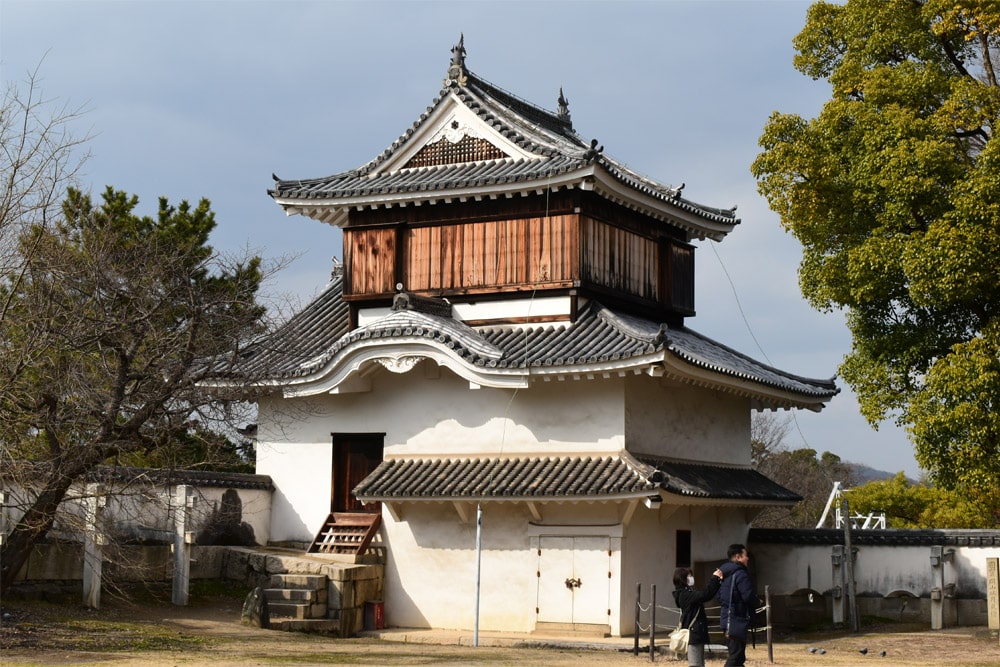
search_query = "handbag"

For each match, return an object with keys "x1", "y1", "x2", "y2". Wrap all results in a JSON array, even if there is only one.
[{"x1": 669, "y1": 608, "x2": 698, "y2": 654}]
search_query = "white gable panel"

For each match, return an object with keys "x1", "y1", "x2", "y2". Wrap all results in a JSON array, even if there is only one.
[{"x1": 378, "y1": 92, "x2": 539, "y2": 174}]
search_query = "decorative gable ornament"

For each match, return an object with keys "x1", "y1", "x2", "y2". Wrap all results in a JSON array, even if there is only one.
[{"x1": 444, "y1": 32, "x2": 469, "y2": 87}]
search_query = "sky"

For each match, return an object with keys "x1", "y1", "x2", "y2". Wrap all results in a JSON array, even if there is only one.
[{"x1": 1, "y1": 0, "x2": 922, "y2": 479}]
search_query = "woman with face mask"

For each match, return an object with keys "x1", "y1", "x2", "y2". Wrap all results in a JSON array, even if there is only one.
[{"x1": 672, "y1": 566, "x2": 724, "y2": 667}]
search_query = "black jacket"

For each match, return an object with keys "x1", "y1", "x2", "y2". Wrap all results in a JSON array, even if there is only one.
[{"x1": 672, "y1": 574, "x2": 722, "y2": 645}]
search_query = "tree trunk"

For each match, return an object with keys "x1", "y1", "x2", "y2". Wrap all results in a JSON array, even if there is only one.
[{"x1": 0, "y1": 475, "x2": 76, "y2": 591}]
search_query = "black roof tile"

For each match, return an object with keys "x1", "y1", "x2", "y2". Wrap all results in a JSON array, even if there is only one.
[
  {"x1": 86, "y1": 465, "x2": 273, "y2": 491},
  {"x1": 749, "y1": 528, "x2": 1000, "y2": 547},
  {"x1": 354, "y1": 454, "x2": 799, "y2": 504},
  {"x1": 229, "y1": 277, "x2": 837, "y2": 404},
  {"x1": 638, "y1": 458, "x2": 802, "y2": 502},
  {"x1": 269, "y1": 65, "x2": 739, "y2": 235}
]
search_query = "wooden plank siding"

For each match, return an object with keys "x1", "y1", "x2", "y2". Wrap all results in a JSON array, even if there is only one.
[
  {"x1": 403, "y1": 215, "x2": 578, "y2": 292},
  {"x1": 342, "y1": 209, "x2": 694, "y2": 319},
  {"x1": 345, "y1": 226, "x2": 397, "y2": 296},
  {"x1": 580, "y1": 217, "x2": 659, "y2": 302},
  {"x1": 667, "y1": 242, "x2": 695, "y2": 315}
]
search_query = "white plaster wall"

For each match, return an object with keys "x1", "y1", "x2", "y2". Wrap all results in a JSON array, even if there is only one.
[
  {"x1": 191, "y1": 486, "x2": 271, "y2": 546},
  {"x1": 380, "y1": 500, "x2": 630, "y2": 632},
  {"x1": 624, "y1": 376, "x2": 751, "y2": 464},
  {"x1": 752, "y1": 542, "x2": 1000, "y2": 599},
  {"x1": 751, "y1": 543, "x2": 838, "y2": 595},
  {"x1": 256, "y1": 363, "x2": 627, "y2": 543},
  {"x1": 380, "y1": 502, "x2": 540, "y2": 631},
  {"x1": 619, "y1": 505, "x2": 751, "y2": 635},
  {"x1": 0, "y1": 479, "x2": 270, "y2": 546},
  {"x1": 254, "y1": 426, "x2": 332, "y2": 543}
]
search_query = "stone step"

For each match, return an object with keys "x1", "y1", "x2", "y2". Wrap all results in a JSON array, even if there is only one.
[
  {"x1": 268, "y1": 600, "x2": 328, "y2": 620},
  {"x1": 264, "y1": 587, "x2": 321, "y2": 603},
  {"x1": 269, "y1": 573, "x2": 328, "y2": 589}
]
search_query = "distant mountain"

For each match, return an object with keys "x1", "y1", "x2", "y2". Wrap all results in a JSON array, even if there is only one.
[{"x1": 847, "y1": 462, "x2": 915, "y2": 485}]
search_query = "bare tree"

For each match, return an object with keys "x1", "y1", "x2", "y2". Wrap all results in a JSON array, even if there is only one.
[
  {"x1": 1, "y1": 60, "x2": 91, "y2": 324},
  {"x1": 751, "y1": 411, "x2": 856, "y2": 528}
]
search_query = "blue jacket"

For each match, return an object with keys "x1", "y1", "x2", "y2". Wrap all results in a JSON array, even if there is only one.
[{"x1": 717, "y1": 561, "x2": 758, "y2": 639}]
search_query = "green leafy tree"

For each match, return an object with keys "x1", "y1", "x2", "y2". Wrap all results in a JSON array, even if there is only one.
[
  {"x1": 846, "y1": 472, "x2": 994, "y2": 528},
  {"x1": 0, "y1": 186, "x2": 267, "y2": 591},
  {"x1": 753, "y1": 1, "x2": 1000, "y2": 508}
]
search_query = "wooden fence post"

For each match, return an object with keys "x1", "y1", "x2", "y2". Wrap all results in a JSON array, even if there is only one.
[
  {"x1": 635, "y1": 581, "x2": 641, "y2": 656},
  {"x1": 649, "y1": 583, "x2": 656, "y2": 662}
]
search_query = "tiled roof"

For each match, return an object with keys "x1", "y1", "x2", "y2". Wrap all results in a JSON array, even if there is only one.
[
  {"x1": 233, "y1": 274, "x2": 351, "y2": 379},
  {"x1": 269, "y1": 60, "x2": 739, "y2": 239},
  {"x1": 353, "y1": 454, "x2": 799, "y2": 504},
  {"x1": 749, "y1": 528, "x2": 1000, "y2": 547},
  {"x1": 86, "y1": 465, "x2": 274, "y2": 491},
  {"x1": 638, "y1": 458, "x2": 802, "y2": 502},
  {"x1": 232, "y1": 277, "x2": 837, "y2": 406},
  {"x1": 354, "y1": 455, "x2": 658, "y2": 501}
]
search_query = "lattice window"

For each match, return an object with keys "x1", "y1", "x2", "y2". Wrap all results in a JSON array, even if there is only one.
[{"x1": 405, "y1": 135, "x2": 506, "y2": 168}]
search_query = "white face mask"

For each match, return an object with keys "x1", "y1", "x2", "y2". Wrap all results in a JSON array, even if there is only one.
[{"x1": 687, "y1": 575, "x2": 695, "y2": 586}]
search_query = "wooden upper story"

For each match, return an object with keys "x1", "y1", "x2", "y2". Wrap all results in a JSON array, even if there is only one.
[
  {"x1": 270, "y1": 38, "x2": 738, "y2": 329},
  {"x1": 342, "y1": 190, "x2": 694, "y2": 326}
]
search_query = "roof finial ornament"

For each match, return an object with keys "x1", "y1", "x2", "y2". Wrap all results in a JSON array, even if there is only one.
[
  {"x1": 583, "y1": 138, "x2": 604, "y2": 161},
  {"x1": 557, "y1": 87, "x2": 571, "y2": 122},
  {"x1": 444, "y1": 33, "x2": 469, "y2": 87}
]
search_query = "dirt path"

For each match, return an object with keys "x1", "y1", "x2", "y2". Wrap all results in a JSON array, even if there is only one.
[{"x1": 4, "y1": 592, "x2": 1000, "y2": 666}]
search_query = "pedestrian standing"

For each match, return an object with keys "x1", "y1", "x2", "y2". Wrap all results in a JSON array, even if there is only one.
[
  {"x1": 717, "y1": 543, "x2": 760, "y2": 667},
  {"x1": 673, "y1": 566, "x2": 724, "y2": 667}
]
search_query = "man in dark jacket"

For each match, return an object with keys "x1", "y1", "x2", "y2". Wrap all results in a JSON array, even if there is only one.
[{"x1": 717, "y1": 543, "x2": 759, "y2": 667}]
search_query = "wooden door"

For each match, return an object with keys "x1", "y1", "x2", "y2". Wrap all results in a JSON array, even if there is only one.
[
  {"x1": 536, "y1": 536, "x2": 611, "y2": 625},
  {"x1": 331, "y1": 434, "x2": 383, "y2": 513}
]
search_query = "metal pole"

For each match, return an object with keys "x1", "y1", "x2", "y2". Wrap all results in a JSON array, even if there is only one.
[
  {"x1": 634, "y1": 582, "x2": 641, "y2": 656},
  {"x1": 474, "y1": 503, "x2": 483, "y2": 647}
]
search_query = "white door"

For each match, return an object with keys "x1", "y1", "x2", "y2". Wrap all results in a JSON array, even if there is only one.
[{"x1": 536, "y1": 536, "x2": 611, "y2": 625}]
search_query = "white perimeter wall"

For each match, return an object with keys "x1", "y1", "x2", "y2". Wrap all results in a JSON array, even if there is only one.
[
  {"x1": 752, "y1": 541, "x2": 1000, "y2": 599},
  {"x1": 0, "y1": 480, "x2": 270, "y2": 547}
]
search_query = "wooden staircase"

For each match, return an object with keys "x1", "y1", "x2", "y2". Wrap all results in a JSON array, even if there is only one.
[{"x1": 308, "y1": 512, "x2": 381, "y2": 555}]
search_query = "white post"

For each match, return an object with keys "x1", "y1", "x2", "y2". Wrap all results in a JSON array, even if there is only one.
[
  {"x1": 0, "y1": 488, "x2": 7, "y2": 545},
  {"x1": 816, "y1": 482, "x2": 841, "y2": 529},
  {"x1": 930, "y1": 546, "x2": 946, "y2": 630},
  {"x1": 172, "y1": 485, "x2": 195, "y2": 606},
  {"x1": 82, "y1": 483, "x2": 107, "y2": 609},
  {"x1": 831, "y1": 545, "x2": 845, "y2": 624}
]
